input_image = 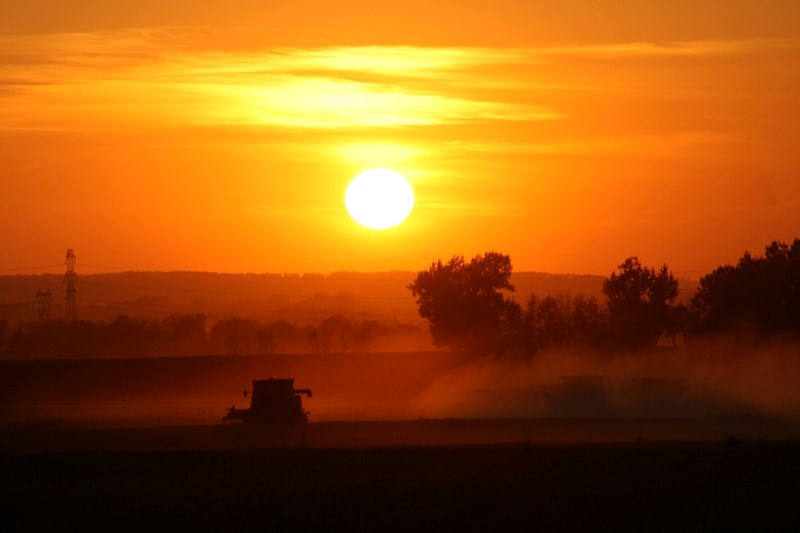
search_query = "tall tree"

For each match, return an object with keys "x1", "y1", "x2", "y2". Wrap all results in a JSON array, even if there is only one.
[
  {"x1": 602, "y1": 257, "x2": 679, "y2": 349},
  {"x1": 408, "y1": 252, "x2": 521, "y2": 353},
  {"x1": 524, "y1": 294, "x2": 571, "y2": 348},
  {"x1": 691, "y1": 239, "x2": 800, "y2": 336}
]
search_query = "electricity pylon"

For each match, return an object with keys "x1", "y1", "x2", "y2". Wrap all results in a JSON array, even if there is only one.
[{"x1": 64, "y1": 249, "x2": 78, "y2": 321}]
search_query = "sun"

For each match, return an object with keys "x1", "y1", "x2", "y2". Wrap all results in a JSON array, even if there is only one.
[{"x1": 345, "y1": 168, "x2": 414, "y2": 230}]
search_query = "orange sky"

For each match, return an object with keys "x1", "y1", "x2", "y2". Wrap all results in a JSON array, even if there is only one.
[{"x1": 2, "y1": 1, "x2": 799, "y2": 277}]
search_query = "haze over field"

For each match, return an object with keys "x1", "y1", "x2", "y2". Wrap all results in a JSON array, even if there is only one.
[{"x1": 2, "y1": 339, "x2": 800, "y2": 428}]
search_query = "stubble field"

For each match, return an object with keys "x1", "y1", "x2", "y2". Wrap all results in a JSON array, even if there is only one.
[{"x1": 4, "y1": 439, "x2": 800, "y2": 530}]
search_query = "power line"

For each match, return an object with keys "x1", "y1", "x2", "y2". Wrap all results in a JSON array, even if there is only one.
[{"x1": 0, "y1": 264, "x2": 62, "y2": 273}]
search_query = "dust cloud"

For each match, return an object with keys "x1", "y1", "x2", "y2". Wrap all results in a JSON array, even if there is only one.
[
  {"x1": 411, "y1": 338, "x2": 800, "y2": 420},
  {"x1": 1, "y1": 338, "x2": 799, "y2": 427}
]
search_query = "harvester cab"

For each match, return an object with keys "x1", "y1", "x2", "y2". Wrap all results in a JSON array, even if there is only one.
[{"x1": 223, "y1": 378, "x2": 312, "y2": 426}]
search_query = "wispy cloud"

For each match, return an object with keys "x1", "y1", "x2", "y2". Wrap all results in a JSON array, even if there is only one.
[
  {"x1": 1, "y1": 29, "x2": 795, "y2": 132},
  {"x1": 0, "y1": 30, "x2": 559, "y2": 131}
]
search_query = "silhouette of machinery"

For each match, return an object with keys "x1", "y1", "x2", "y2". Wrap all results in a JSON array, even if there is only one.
[{"x1": 223, "y1": 378, "x2": 312, "y2": 427}]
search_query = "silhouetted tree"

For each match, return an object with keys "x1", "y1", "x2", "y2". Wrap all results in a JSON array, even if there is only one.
[
  {"x1": 525, "y1": 294, "x2": 571, "y2": 348},
  {"x1": 210, "y1": 318, "x2": 268, "y2": 355},
  {"x1": 691, "y1": 239, "x2": 800, "y2": 337},
  {"x1": 602, "y1": 257, "x2": 678, "y2": 349},
  {"x1": 666, "y1": 303, "x2": 690, "y2": 345},
  {"x1": 104, "y1": 315, "x2": 155, "y2": 357},
  {"x1": 265, "y1": 320, "x2": 307, "y2": 353},
  {"x1": 143, "y1": 314, "x2": 206, "y2": 356},
  {"x1": 522, "y1": 293, "x2": 607, "y2": 351},
  {"x1": 569, "y1": 294, "x2": 607, "y2": 346},
  {"x1": 408, "y1": 252, "x2": 521, "y2": 353}
]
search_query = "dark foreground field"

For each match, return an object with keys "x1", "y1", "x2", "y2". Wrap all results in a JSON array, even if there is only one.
[
  {"x1": 3, "y1": 419, "x2": 800, "y2": 530},
  {"x1": 3, "y1": 440, "x2": 799, "y2": 530},
  {"x1": 3, "y1": 353, "x2": 800, "y2": 529}
]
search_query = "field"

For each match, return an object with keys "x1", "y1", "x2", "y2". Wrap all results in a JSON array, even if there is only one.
[
  {"x1": 3, "y1": 353, "x2": 800, "y2": 528},
  {"x1": 3, "y1": 438, "x2": 800, "y2": 530},
  {"x1": 3, "y1": 416, "x2": 800, "y2": 529}
]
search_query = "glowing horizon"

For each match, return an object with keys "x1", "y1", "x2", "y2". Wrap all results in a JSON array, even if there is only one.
[{"x1": 1, "y1": 1, "x2": 799, "y2": 278}]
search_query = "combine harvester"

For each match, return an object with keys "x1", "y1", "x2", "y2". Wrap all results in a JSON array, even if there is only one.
[{"x1": 223, "y1": 378, "x2": 312, "y2": 447}]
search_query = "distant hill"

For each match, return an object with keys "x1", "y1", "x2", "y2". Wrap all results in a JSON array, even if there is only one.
[{"x1": 0, "y1": 270, "x2": 695, "y2": 323}]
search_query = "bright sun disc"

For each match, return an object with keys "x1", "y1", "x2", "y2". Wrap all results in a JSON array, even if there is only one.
[{"x1": 345, "y1": 168, "x2": 414, "y2": 230}]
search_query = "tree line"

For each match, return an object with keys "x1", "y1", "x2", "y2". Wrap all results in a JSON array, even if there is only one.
[
  {"x1": 408, "y1": 238, "x2": 800, "y2": 355},
  {"x1": 0, "y1": 314, "x2": 428, "y2": 359},
  {"x1": 2, "y1": 238, "x2": 796, "y2": 359}
]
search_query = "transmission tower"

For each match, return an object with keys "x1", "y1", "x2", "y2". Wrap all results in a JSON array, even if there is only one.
[
  {"x1": 64, "y1": 249, "x2": 78, "y2": 321},
  {"x1": 34, "y1": 290, "x2": 53, "y2": 321}
]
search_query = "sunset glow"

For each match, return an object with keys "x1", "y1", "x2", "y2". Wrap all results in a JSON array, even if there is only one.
[{"x1": 0, "y1": 1, "x2": 798, "y2": 276}]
